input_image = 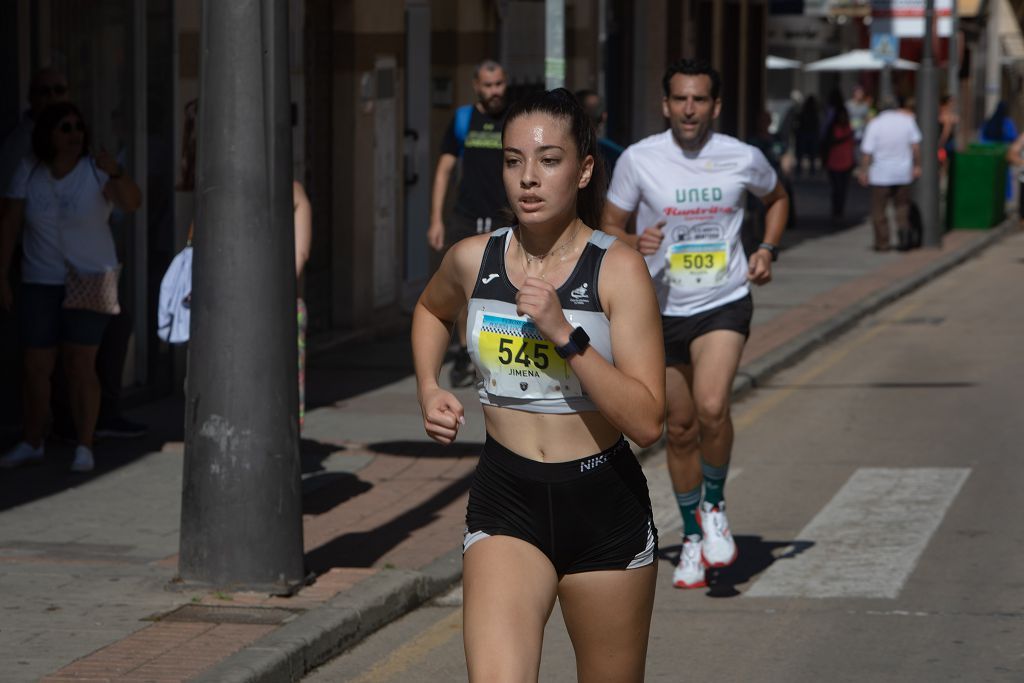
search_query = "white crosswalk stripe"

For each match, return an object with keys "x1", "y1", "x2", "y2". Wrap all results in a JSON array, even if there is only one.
[{"x1": 746, "y1": 467, "x2": 971, "y2": 599}]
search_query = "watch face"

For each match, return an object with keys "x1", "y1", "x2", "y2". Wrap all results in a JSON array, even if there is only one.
[{"x1": 571, "y1": 326, "x2": 590, "y2": 346}]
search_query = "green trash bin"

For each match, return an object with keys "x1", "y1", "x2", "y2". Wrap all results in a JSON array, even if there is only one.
[{"x1": 952, "y1": 144, "x2": 1008, "y2": 229}]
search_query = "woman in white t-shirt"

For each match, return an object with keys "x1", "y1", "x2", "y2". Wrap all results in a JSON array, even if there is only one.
[{"x1": 0, "y1": 102, "x2": 141, "y2": 472}]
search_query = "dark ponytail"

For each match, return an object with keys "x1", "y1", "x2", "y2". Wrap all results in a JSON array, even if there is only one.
[{"x1": 502, "y1": 88, "x2": 606, "y2": 229}]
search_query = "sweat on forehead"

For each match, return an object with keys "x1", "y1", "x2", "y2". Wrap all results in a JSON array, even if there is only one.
[
  {"x1": 506, "y1": 112, "x2": 571, "y2": 138},
  {"x1": 503, "y1": 116, "x2": 574, "y2": 154}
]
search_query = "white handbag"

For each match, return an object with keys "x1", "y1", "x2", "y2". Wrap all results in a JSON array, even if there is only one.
[{"x1": 156, "y1": 245, "x2": 192, "y2": 344}]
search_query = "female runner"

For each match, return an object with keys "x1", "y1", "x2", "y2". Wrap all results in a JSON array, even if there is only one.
[{"x1": 412, "y1": 88, "x2": 665, "y2": 682}]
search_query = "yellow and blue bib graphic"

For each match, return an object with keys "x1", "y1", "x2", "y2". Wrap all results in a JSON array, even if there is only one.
[{"x1": 473, "y1": 312, "x2": 583, "y2": 400}]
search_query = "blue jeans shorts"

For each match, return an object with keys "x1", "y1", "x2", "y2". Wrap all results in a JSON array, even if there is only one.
[{"x1": 18, "y1": 283, "x2": 111, "y2": 348}]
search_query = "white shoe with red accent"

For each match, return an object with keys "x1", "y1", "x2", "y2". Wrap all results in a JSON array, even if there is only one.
[
  {"x1": 672, "y1": 535, "x2": 707, "y2": 589},
  {"x1": 698, "y1": 501, "x2": 737, "y2": 568}
]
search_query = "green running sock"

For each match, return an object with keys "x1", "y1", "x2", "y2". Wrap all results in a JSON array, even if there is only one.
[
  {"x1": 675, "y1": 486, "x2": 703, "y2": 538},
  {"x1": 701, "y1": 460, "x2": 729, "y2": 508}
]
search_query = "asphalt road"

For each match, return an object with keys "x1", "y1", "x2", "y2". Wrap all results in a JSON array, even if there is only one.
[{"x1": 305, "y1": 231, "x2": 1024, "y2": 682}]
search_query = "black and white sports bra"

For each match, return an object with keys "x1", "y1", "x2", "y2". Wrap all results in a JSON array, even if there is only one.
[{"x1": 466, "y1": 227, "x2": 616, "y2": 414}]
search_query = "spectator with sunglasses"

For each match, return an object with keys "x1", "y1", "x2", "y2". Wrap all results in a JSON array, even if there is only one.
[{"x1": 0, "y1": 102, "x2": 141, "y2": 472}]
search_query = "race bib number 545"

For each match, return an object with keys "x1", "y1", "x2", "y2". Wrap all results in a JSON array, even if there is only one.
[
  {"x1": 666, "y1": 240, "x2": 728, "y2": 288},
  {"x1": 472, "y1": 312, "x2": 582, "y2": 400}
]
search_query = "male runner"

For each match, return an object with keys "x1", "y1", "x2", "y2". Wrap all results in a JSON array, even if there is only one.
[
  {"x1": 602, "y1": 58, "x2": 789, "y2": 588},
  {"x1": 426, "y1": 60, "x2": 509, "y2": 387}
]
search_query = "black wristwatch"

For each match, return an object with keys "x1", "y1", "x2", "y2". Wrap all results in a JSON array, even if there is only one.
[
  {"x1": 757, "y1": 242, "x2": 779, "y2": 262},
  {"x1": 555, "y1": 326, "x2": 590, "y2": 359}
]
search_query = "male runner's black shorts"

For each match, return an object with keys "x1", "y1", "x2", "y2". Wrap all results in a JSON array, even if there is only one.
[
  {"x1": 662, "y1": 293, "x2": 753, "y2": 366},
  {"x1": 464, "y1": 436, "x2": 657, "y2": 575}
]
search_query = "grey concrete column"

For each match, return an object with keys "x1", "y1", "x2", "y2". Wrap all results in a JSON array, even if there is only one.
[{"x1": 179, "y1": 0, "x2": 304, "y2": 594}]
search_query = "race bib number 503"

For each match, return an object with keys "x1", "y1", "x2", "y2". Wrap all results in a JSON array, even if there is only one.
[
  {"x1": 666, "y1": 240, "x2": 728, "y2": 288},
  {"x1": 471, "y1": 312, "x2": 582, "y2": 400}
]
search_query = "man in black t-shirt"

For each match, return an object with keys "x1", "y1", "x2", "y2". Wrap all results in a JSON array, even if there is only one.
[{"x1": 427, "y1": 60, "x2": 509, "y2": 387}]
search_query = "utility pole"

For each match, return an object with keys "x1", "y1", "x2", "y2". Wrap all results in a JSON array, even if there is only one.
[
  {"x1": 179, "y1": 0, "x2": 305, "y2": 593},
  {"x1": 545, "y1": 0, "x2": 565, "y2": 90},
  {"x1": 918, "y1": 0, "x2": 941, "y2": 247},
  {"x1": 948, "y1": 0, "x2": 959, "y2": 124},
  {"x1": 879, "y1": 64, "x2": 894, "y2": 106},
  {"x1": 984, "y1": 0, "x2": 1000, "y2": 116}
]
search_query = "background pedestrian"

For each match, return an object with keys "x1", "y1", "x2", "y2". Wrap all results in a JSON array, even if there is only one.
[
  {"x1": 795, "y1": 95, "x2": 821, "y2": 176},
  {"x1": 0, "y1": 102, "x2": 141, "y2": 472},
  {"x1": 425, "y1": 59, "x2": 510, "y2": 388},
  {"x1": 823, "y1": 104, "x2": 856, "y2": 223},
  {"x1": 858, "y1": 95, "x2": 922, "y2": 251}
]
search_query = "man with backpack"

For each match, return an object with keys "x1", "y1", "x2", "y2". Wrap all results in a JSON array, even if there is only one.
[{"x1": 426, "y1": 60, "x2": 510, "y2": 387}]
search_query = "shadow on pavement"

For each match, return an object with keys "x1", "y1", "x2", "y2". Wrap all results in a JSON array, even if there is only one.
[
  {"x1": 0, "y1": 329, "x2": 417, "y2": 512},
  {"x1": 303, "y1": 460, "x2": 479, "y2": 573},
  {"x1": 761, "y1": 381, "x2": 976, "y2": 390},
  {"x1": 659, "y1": 535, "x2": 815, "y2": 598},
  {"x1": 300, "y1": 437, "x2": 348, "y2": 472},
  {"x1": 301, "y1": 472, "x2": 373, "y2": 515},
  {"x1": 368, "y1": 440, "x2": 483, "y2": 459},
  {"x1": 0, "y1": 428, "x2": 181, "y2": 513}
]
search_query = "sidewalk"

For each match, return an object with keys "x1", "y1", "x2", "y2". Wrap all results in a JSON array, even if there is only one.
[{"x1": 0, "y1": 218, "x2": 1015, "y2": 683}]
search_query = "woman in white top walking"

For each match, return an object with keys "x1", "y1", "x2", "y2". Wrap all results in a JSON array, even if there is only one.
[{"x1": 0, "y1": 102, "x2": 141, "y2": 472}]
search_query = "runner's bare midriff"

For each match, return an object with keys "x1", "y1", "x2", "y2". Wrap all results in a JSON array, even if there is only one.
[{"x1": 481, "y1": 405, "x2": 623, "y2": 462}]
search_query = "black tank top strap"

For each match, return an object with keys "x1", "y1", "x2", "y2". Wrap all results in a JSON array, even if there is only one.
[
  {"x1": 471, "y1": 227, "x2": 513, "y2": 300},
  {"x1": 555, "y1": 232, "x2": 616, "y2": 313}
]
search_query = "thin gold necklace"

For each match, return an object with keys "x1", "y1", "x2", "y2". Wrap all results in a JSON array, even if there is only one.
[{"x1": 518, "y1": 221, "x2": 582, "y2": 280}]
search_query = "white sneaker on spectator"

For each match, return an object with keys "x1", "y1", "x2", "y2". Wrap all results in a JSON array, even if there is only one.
[
  {"x1": 70, "y1": 445, "x2": 95, "y2": 473},
  {"x1": 698, "y1": 500, "x2": 738, "y2": 568},
  {"x1": 672, "y1": 534, "x2": 707, "y2": 589},
  {"x1": 0, "y1": 441, "x2": 45, "y2": 469}
]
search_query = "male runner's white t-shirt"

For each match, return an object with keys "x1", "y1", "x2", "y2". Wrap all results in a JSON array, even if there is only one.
[{"x1": 608, "y1": 131, "x2": 777, "y2": 317}]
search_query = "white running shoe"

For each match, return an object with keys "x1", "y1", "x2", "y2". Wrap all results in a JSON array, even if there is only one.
[
  {"x1": 0, "y1": 441, "x2": 45, "y2": 469},
  {"x1": 672, "y1": 535, "x2": 707, "y2": 589},
  {"x1": 698, "y1": 501, "x2": 738, "y2": 568},
  {"x1": 70, "y1": 445, "x2": 95, "y2": 473}
]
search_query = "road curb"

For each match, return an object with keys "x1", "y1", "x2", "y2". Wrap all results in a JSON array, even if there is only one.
[
  {"x1": 200, "y1": 223, "x2": 1014, "y2": 683},
  {"x1": 191, "y1": 549, "x2": 462, "y2": 683}
]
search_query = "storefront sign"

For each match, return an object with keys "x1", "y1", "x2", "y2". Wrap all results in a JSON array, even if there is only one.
[{"x1": 871, "y1": 0, "x2": 953, "y2": 38}]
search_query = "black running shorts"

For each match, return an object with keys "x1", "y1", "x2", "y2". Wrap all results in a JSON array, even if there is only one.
[
  {"x1": 662, "y1": 293, "x2": 753, "y2": 366},
  {"x1": 464, "y1": 436, "x2": 657, "y2": 575}
]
